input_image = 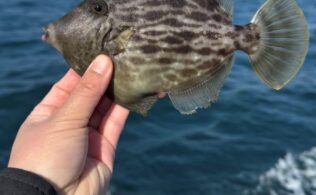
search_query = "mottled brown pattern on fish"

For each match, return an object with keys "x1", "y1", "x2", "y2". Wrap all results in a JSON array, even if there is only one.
[
  {"x1": 209, "y1": 23, "x2": 222, "y2": 29},
  {"x1": 108, "y1": 0, "x2": 240, "y2": 102},
  {"x1": 159, "y1": 57, "x2": 175, "y2": 64},
  {"x1": 45, "y1": 0, "x2": 262, "y2": 114},
  {"x1": 161, "y1": 36, "x2": 183, "y2": 45},
  {"x1": 187, "y1": 11, "x2": 209, "y2": 22},
  {"x1": 233, "y1": 24, "x2": 260, "y2": 54}
]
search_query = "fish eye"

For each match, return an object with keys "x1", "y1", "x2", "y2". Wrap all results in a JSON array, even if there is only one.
[
  {"x1": 90, "y1": 1, "x2": 108, "y2": 15},
  {"x1": 94, "y1": 5, "x2": 103, "y2": 12}
]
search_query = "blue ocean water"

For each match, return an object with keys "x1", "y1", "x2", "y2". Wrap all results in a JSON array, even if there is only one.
[{"x1": 0, "y1": 0, "x2": 315, "y2": 194}]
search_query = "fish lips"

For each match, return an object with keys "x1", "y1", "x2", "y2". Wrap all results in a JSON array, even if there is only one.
[
  {"x1": 41, "y1": 25, "x2": 63, "y2": 53},
  {"x1": 41, "y1": 27, "x2": 50, "y2": 42}
]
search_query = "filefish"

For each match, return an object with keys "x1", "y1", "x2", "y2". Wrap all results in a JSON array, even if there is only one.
[{"x1": 42, "y1": 0, "x2": 309, "y2": 115}]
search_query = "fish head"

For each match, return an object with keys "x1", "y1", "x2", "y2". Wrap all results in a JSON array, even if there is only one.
[{"x1": 42, "y1": 0, "x2": 112, "y2": 75}]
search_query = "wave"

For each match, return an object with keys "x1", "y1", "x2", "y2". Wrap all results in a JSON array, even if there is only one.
[{"x1": 248, "y1": 147, "x2": 316, "y2": 195}]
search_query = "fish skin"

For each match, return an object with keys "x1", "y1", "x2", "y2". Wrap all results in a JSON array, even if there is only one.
[{"x1": 44, "y1": 0, "x2": 260, "y2": 115}]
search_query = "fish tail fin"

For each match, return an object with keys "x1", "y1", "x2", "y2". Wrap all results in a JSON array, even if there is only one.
[{"x1": 249, "y1": 0, "x2": 309, "y2": 90}]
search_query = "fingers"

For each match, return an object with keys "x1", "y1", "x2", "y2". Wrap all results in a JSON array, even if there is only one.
[
  {"x1": 88, "y1": 96, "x2": 112, "y2": 130},
  {"x1": 88, "y1": 100, "x2": 129, "y2": 173},
  {"x1": 88, "y1": 104, "x2": 128, "y2": 172},
  {"x1": 89, "y1": 130, "x2": 116, "y2": 172},
  {"x1": 158, "y1": 92, "x2": 167, "y2": 99},
  {"x1": 99, "y1": 104, "x2": 129, "y2": 149},
  {"x1": 55, "y1": 55, "x2": 113, "y2": 126},
  {"x1": 30, "y1": 70, "x2": 81, "y2": 119},
  {"x1": 42, "y1": 69, "x2": 81, "y2": 108},
  {"x1": 89, "y1": 98, "x2": 129, "y2": 149}
]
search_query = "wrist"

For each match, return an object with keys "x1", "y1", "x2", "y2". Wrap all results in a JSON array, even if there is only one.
[{"x1": 0, "y1": 167, "x2": 57, "y2": 195}]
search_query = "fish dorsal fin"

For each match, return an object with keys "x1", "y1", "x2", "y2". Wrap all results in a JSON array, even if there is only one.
[
  {"x1": 216, "y1": 0, "x2": 234, "y2": 17},
  {"x1": 169, "y1": 56, "x2": 234, "y2": 115}
]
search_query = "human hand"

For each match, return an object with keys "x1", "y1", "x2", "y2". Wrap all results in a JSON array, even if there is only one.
[{"x1": 8, "y1": 55, "x2": 129, "y2": 194}]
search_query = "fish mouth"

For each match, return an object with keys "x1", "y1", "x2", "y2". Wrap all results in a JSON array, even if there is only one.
[
  {"x1": 41, "y1": 27, "x2": 50, "y2": 42},
  {"x1": 41, "y1": 25, "x2": 63, "y2": 53}
]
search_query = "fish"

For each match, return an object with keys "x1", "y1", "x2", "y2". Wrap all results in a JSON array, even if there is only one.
[{"x1": 42, "y1": 0, "x2": 309, "y2": 115}]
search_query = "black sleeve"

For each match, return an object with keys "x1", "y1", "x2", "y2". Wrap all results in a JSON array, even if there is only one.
[{"x1": 0, "y1": 168, "x2": 57, "y2": 195}]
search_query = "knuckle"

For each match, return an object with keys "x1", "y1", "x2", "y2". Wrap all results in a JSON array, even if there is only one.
[
  {"x1": 52, "y1": 83, "x2": 71, "y2": 98},
  {"x1": 79, "y1": 81, "x2": 98, "y2": 95},
  {"x1": 77, "y1": 76, "x2": 101, "y2": 97}
]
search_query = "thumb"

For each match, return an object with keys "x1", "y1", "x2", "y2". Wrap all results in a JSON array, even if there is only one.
[{"x1": 55, "y1": 55, "x2": 113, "y2": 127}]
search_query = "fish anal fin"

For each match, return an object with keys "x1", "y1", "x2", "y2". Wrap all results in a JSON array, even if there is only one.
[{"x1": 169, "y1": 56, "x2": 234, "y2": 115}]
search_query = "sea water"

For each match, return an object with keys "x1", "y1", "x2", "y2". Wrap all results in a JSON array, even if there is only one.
[{"x1": 0, "y1": 0, "x2": 315, "y2": 194}]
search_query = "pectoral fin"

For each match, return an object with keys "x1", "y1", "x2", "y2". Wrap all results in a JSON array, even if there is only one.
[{"x1": 104, "y1": 26, "x2": 136, "y2": 56}]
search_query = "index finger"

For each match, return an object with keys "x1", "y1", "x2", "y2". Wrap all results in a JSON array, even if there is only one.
[
  {"x1": 30, "y1": 69, "x2": 81, "y2": 119},
  {"x1": 40, "y1": 69, "x2": 81, "y2": 108}
]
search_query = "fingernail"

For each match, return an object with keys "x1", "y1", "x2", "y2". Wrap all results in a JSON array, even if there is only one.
[{"x1": 91, "y1": 56, "x2": 108, "y2": 75}]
